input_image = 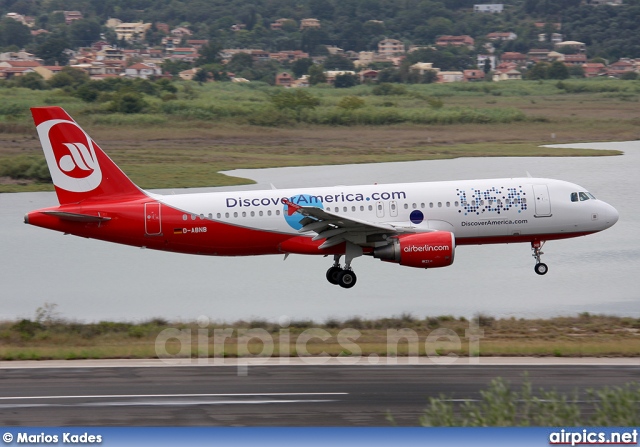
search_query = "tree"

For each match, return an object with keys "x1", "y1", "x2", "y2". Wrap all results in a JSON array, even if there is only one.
[
  {"x1": 35, "y1": 36, "x2": 71, "y2": 65},
  {"x1": 109, "y1": 92, "x2": 147, "y2": 114},
  {"x1": 226, "y1": 52, "x2": 254, "y2": 73},
  {"x1": 69, "y1": 19, "x2": 101, "y2": 47},
  {"x1": 483, "y1": 59, "x2": 492, "y2": 74},
  {"x1": 0, "y1": 18, "x2": 32, "y2": 48},
  {"x1": 15, "y1": 72, "x2": 48, "y2": 90},
  {"x1": 334, "y1": 73, "x2": 358, "y2": 88},
  {"x1": 547, "y1": 61, "x2": 569, "y2": 79},
  {"x1": 48, "y1": 66, "x2": 89, "y2": 89},
  {"x1": 196, "y1": 43, "x2": 222, "y2": 65},
  {"x1": 291, "y1": 58, "x2": 314, "y2": 78},
  {"x1": 308, "y1": 64, "x2": 327, "y2": 85},
  {"x1": 526, "y1": 62, "x2": 550, "y2": 80}
]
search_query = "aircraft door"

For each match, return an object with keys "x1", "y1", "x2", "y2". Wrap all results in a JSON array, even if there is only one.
[
  {"x1": 389, "y1": 200, "x2": 398, "y2": 217},
  {"x1": 144, "y1": 202, "x2": 162, "y2": 235},
  {"x1": 376, "y1": 201, "x2": 385, "y2": 218},
  {"x1": 533, "y1": 185, "x2": 552, "y2": 217}
]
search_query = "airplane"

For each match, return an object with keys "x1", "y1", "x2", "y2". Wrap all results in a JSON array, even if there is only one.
[{"x1": 24, "y1": 106, "x2": 619, "y2": 289}]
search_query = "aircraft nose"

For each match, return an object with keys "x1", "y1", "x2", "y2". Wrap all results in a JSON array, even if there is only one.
[{"x1": 602, "y1": 202, "x2": 619, "y2": 228}]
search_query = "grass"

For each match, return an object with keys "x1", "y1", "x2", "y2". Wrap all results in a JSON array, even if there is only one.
[
  {"x1": 417, "y1": 376, "x2": 640, "y2": 426},
  {"x1": 0, "y1": 79, "x2": 635, "y2": 192},
  {"x1": 1, "y1": 314, "x2": 638, "y2": 361}
]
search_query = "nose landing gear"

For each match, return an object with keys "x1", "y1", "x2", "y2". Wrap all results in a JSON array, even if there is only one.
[{"x1": 532, "y1": 241, "x2": 548, "y2": 275}]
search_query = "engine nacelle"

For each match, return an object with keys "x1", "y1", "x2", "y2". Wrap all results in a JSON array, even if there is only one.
[{"x1": 373, "y1": 231, "x2": 455, "y2": 269}]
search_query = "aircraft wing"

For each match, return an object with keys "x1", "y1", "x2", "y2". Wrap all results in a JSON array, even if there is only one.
[{"x1": 282, "y1": 198, "x2": 415, "y2": 249}]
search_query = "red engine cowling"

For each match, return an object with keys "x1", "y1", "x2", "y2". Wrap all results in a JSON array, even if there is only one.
[{"x1": 373, "y1": 231, "x2": 455, "y2": 269}]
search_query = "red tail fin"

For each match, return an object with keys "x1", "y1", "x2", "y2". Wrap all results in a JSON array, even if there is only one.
[{"x1": 31, "y1": 107, "x2": 146, "y2": 205}]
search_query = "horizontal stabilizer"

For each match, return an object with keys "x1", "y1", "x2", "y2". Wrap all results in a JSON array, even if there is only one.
[{"x1": 42, "y1": 211, "x2": 111, "y2": 223}]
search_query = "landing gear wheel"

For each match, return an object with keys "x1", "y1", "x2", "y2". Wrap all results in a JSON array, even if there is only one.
[
  {"x1": 534, "y1": 263, "x2": 548, "y2": 275},
  {"x1": 337, "y1": 270, "x2": 357, "y2": 289},
  {"x1": 326, "y1": 266, "x2": 342, "y2": 285}
]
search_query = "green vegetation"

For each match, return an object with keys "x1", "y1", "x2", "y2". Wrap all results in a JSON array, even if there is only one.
[
  {"x1": 0, "y1": 79, "x2": 632, "y2": 192},
  {"x1": 1, "y1": 311, "x2": 638, "y2": 360},
  {"x1": 418, "y1": 376, "x2": 640, "y2": 426}
]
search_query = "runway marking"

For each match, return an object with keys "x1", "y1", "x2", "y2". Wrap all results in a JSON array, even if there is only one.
[
  {"x1": 0, "y1": 399, "x2": 337, "y2": 409},
  {"x1": 0, "y1": 392, "x2": 348, "y2": 401}
]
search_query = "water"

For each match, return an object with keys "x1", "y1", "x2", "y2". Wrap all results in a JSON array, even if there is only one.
[{"x1": 1, "y1": 141, "x2": 638, "y2": 322}]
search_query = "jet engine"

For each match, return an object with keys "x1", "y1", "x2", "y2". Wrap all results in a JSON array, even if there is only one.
[{"x1": 372, "y1": 231, "x2": 455, "y2": 269}]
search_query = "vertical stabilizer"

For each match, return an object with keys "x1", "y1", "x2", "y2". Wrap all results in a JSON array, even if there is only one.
[{"x1": 31, "y1": 107, "x2": 146, "y2": 205}]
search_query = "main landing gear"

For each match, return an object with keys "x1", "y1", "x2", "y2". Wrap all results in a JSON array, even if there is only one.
[
  {"x1": 531, "y1": 241, "x2": 548, "y2": 275},
  {"x1": 326, "y1": 255, "x2": 357, "y2": 289}
]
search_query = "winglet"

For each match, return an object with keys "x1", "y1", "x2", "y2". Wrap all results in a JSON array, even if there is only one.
[{"x1": 282, "y1": 198, "x2": 301, "y2": 216}]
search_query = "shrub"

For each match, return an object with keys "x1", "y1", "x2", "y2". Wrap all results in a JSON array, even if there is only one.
[{"x1": 337, "y1": 95, "x2": 365, "y2": 110}]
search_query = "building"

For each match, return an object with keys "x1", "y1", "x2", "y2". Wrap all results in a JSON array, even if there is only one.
[
  {"x1": 499, "y1": 52, "x2": 527, "y2": 66},
  {"x1": 63, "y1": 11, "x2": 83, "y2": 25},
  {"x1": 124, "y1": 62, "x2": 161, "y2": 79},
  {"x1": 410, "y1": 62, "x2": 439, "y2": 76},
  {"x1": 563, "y1": 54, "x2": 587, "y2": 65},
  {"x1": 464, "y1": 70, "x2": 486, "y2": 82},
  {"x1": 275, "y1": 72, "x2": 293, "y2": 87},
  {"x1": 378, "y1": 39, "x2": 405, "y2": 56},
  {"x1": 477, "y1": 55, "x2": 497, "y2": 70},
  {"x1": 474, "y1": 4, "x2": 504, "y2": 13},
  {"x1": 300, "y1": 18, "x2": 320, "y2": 29},
  {"x1": 359, "y1": 70, "x2": 379, "y2": 83},
  {"x1": 582, "y1": 63, "x2": 606, "y2": 78},
  {"x1": 493, "y1": 67, "x2": 522, "y2": 81},
  {"x1": 436, "y1": 35, "x2": 475, "y2": 49},
  {"x1": 438, "y1": 71, "x2": 465, "y2": 83},
  {"x1": 554, "y1": 41, "x2": 586, "y2": 53},
  {"x1": 115, "y1": 22, "x2": 152, "y2": 42},
  {"x1": 487, "y1": 32, "x2": 517, "y2": 41}
]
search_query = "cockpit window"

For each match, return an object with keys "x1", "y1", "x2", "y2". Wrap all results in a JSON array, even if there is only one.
[{"x1": 571, "y1": 192, "x2": 597, "y2": 202}]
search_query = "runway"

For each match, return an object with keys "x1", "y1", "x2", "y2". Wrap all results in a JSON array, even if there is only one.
[{"x1": 1, "y1": 358, "x2": 638, "y2": 426}]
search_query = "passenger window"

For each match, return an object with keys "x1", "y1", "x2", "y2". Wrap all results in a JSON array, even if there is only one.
[
  {"x1": 351, "y1": 206, "x2": 356, "y2": 212},
  {"x1": 579, "y1": 192, "x2": 590, "y2": 201},
  {"x1": 225, "y1": 212, "x2": 229, "y2": 218},
  {"x1": 360, "y1": 206, "x2": 364, "y2": 211},
  {"x1": 429, "y1": 203, "x2": 434, "y2": 208},
  {"x1": 259, "y1": 211, "x2": 263, "y2": 216},
  {"x1": 242, "y1": 212, "x2": 246, "y2": 217},
  {"x1": 208, "y1": 213, "x2": 212, "y2": 219},
  {"x1": 571, "y1": 193, "x2": 578, "y2": 202},
  {"x1": 404, "y1": 204, "x2": 408, "y2": 209},
  {"x1": 421, "y1": 203, "x2": 425, "y2": 208},
  {"x1": 276, "y1": 210, "x2": 281, "y2": 215},
  {"x1": 233, "y1": 212, "x2": 238, "y2": 218},
  {"x1": 251, "y1": 211, "x2": 255, "y2": 217},
  {"x1": 368, "y1": 205, "x2": 373, "y2": 211},
  {"x1": 268, "y1": 210, "x2": 272, "y2": 216},
  {"x1": 343, "y1": 207, "x2": 347, "y2": 212},
  {"x1": 446, "y1": 202, "x2": 450, "y2": 207},
  {"x1": 438, "y1": 202, "x2": 442, "y2": 208},
  {"x1": 217, "y1": 213, "x2": 221, "y2": 219}
]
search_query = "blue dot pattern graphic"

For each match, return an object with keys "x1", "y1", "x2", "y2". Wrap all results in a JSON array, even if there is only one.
[{"x1": 456, "y1": 186, "x2": 528, "y2": 216}]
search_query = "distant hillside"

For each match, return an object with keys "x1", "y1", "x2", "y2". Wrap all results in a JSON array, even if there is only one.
[{"x1": 0, "y1": 0, "x2": 639, "y2": 60}]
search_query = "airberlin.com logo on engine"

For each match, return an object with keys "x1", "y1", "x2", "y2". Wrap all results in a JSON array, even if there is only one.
[
  {"x1": 404, "y1": 245, "x2": 450, "y2": 252},
  {"x1": 36, "y1": 119, "x2": 102, "y2": 192}
]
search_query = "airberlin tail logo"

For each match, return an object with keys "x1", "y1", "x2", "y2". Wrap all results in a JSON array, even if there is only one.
[{"x1": 36, "y1": 119, "x2": 102, "y2": 192}]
